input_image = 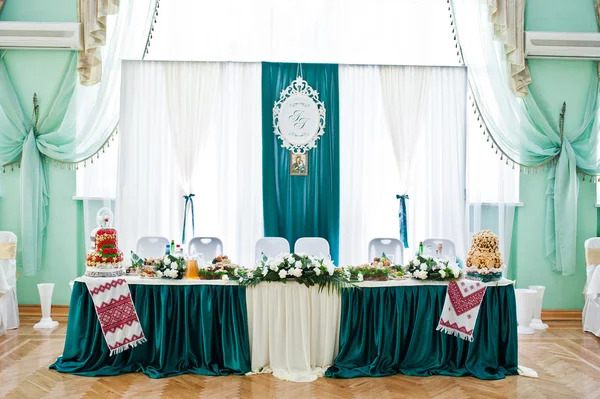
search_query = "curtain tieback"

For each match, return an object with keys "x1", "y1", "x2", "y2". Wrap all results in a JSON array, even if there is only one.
[
  {"x1": 396, "y1": 194, "x2": 409, "y2": 249},
  {"x1": 586, "y1": 248, "x2": 600, "y2": 266},
  {"x1": 182, "y1": 194, "x2": 195, "y2": 244},
  {"x1": 0, "y1": 243, "x2": 16, "y2": 260}
]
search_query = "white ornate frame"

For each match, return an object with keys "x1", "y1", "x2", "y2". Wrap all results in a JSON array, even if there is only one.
[{"x1": 273, "y1": 76, "x2": 326, "y2": 154}]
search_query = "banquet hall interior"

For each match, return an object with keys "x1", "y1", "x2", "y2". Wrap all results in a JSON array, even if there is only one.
[{"x1": 1, "y1": 0, "x2": 600, "y2": 398}]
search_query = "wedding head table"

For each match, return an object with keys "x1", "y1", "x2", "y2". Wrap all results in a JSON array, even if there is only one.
[{"x1": 50, "y1": 277, "x2": 518, "y2": 382}]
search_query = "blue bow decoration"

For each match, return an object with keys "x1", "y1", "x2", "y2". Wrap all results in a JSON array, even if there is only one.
[
  {"x1": 396, "y1": 194, "x2": 409, "y2": 248},
  {"x1": 182, "y1": 193, "x2": 195, "y2": 244}
]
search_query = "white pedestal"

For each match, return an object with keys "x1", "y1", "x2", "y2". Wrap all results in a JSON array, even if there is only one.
[
  {"x1": 33, "y1": 283, "x2": 59, "y2": 329},
  {"x1": 528, "y1": 285, "x2": 549, "y2": 331},
  {"x1": 515, "y1": 288, "x2": 536, "y2": 335}
]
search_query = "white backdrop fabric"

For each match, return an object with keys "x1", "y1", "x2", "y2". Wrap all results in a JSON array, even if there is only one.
[
  {"x1": 339, "y1": 65, "x2": 468, "y2": 266},
  {"x1": 146, "y1": 0, "x2": 458, "y2": 66},
  {"x1": 116, "y1": 61, "x2": 263, "y2": 266}
]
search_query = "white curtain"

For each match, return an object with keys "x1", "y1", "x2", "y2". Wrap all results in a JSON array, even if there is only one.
[
  {"x1": 468, "y1": 104, "x2": 519, "y2": 273},
  {"x1": 338, "y1": 66, "x2": 399, "y2": 266},
  {"x1": 146, "y1": 0, "x2": 458, "y2": 66},
  {"x1": 339, "y1": 65, "x2": 468, "y2": 265},
  {"x1": 116, "y1": 61, "x2": 263, "y2": 266},
  {"x1": 163, "y1": 62, "x2": 221, "y2": 243}
]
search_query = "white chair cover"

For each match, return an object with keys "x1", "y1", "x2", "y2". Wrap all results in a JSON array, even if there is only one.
[
  {"x1": 0, "y1": 266, "x2": 9, "y2": 336},
  {"x1": 583, "y1": 237, "x2": 600, "y2": 337},
  {"x1": 188, "y1": 237, "x2": 224, "y2": 265},
  {"x1": 255, "y1": 237, "x2": 290, "y2": 261},
  {"x1": 0, "y1": 231, "x2": 18, "y2": 330},
  {"x1": 294, "y1": 237, "x2": 330, "y2": 259},
  {"x1": 136, "y1": 236, "x2": 170, "y2": 259},
  {"x1": 368, "y1": 238, "x2": 403, "y2": 264},
  {"x1": 422, "y1": 238, "x2": 456, "y2": 259}
]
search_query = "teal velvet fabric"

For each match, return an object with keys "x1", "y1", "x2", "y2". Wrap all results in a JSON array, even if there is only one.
[
  {"x1": 325, "y1": 285, "x2": 518, "y2": 380},
  {"x1": 50, "y1": 282, "x2": 251, "y2": 378},
  {"x1": 261, "y1": 62, "x2": 340, "y2": 263}
]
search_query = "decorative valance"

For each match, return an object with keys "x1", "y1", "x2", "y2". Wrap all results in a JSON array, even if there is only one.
[
  {"x1": 488, "y1": 0, "x2": 531, "y2": 97},
  {"x1": 78, "y1": 0, "x2": 120, "y2": 86}
]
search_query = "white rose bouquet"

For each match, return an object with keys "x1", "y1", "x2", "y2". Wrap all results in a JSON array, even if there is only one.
[
  {"x1": 157, "y1": 253, "x2": 186, "y2": 279},
  {"x1": 404, "y1": 255, "x2": 461, "y2": 281}
]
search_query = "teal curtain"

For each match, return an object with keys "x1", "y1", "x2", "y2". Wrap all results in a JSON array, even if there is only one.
[
  {"x1": 0, "y1": 53, "x2": 77, "y2": 276},
  {"x1": 325, "y1": 285, "x2": 518, "y2": 380},
  {"x1": 50, "y1": 282, "x2": 251, "y2": 378},
  {"x1": 262, "y1": 62, "x2": 340, "y2": 263}
]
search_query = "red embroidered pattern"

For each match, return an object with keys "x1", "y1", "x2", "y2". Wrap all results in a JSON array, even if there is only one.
[
  {"x1": 447, "y1": 281, "x2": 486, "y2": 316},
  {"x1": 87, "y1": 279, "x2": 127, "y2": 295},
  {"x1": 439, "y1": 318, "x2": 473, "y2": 336},
  {"x1": 96, "y1": 294, "x2": 139, "y2": 334}
]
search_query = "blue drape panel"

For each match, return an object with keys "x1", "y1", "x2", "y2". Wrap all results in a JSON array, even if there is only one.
[
  {"x1": 325, "y1": 285, "x2": 518, "y2": 380},
  {"x1": 261, "y1": 62, "x2": 340, "y2": 263},
  {"x1": 50, "y1": 282, "x2": 251, "y2": 378}
]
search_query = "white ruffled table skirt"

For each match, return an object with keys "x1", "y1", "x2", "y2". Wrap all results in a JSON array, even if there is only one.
[{"x1": 75, "y1": 276, "x2": 513, "y2": 382}]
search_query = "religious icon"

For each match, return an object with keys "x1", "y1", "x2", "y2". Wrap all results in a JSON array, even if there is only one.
[{"x1": 290, "y1": 152, "x2": 308, "y2": 176}]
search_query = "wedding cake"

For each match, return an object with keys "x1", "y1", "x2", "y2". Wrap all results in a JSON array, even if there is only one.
[
  {"x1": 85, "y1": 208, "x2": 124, "y2": 277},
  {"x1": 465, "y1": 230, "x2": 504, "y2": 281}
]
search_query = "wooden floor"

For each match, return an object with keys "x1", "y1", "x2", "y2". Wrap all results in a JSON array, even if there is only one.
[{"x1": 1, "y1": 316, "x2": 600, "y2": 399}]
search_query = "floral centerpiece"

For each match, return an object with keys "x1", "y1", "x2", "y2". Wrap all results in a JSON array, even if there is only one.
[
  {"x1": 405, "y1": 255, "x2": 461, "y2": 281},
  {"x1": 197, "y1": 255, "x2": 242, "y2": 280},
  {"x1": 155, "y1": 253, "x2": 186, "y2": 279},
  {"x1": 238, "y1": 253, "x2": 353, "y2": 293},
  {"x1": 345, "y1": 253, "x2": 405, "y2": 281}
]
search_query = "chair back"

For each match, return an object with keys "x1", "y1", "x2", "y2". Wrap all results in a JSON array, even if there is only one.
[
  {"x1": 294, "y1": 237, "x2": 330, "y2": 258},
  {"x1": 0, "y1": 232, "x2": 17, "y2": 289},
  {"x1": 368, "y1": 238, "x2": 403, "y2": 264},
  {"x1": 422, "y1": 238, "x2": 456, "y2": 258},
  {"x1": 136, "y1": 236, "x2": 169, "y2": 259},
  {"x1": 188, "y1": 237, "x2": 224, "y2": 264},
  {"x1": 255, "y1": 237, "x2": 290, "y2": 261}
]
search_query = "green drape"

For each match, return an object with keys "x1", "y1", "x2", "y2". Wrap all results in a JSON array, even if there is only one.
[
  {"x1": 50, "y1": 282, "x2": 251, "y2": 378},
  {"x1": 0, "y1": 53, "x2": 77, "y2": 276},
  {"x1": 325, "y1": 285, "x2": 518, "y2": 380},
  {"x1": 261, "y1": 62, "x2": 340, "y2": 263}
]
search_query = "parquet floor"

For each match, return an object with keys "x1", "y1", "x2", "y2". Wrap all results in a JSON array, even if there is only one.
[{"x1": 1, "y1": 316, "x2": 599, "y2": 399}]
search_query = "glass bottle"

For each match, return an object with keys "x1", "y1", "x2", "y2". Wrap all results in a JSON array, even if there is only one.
[
  {"x1": 165, "y1": 244, "x2": 171, "y2": 255},
  {"x1": 419, "y1": 241, "x2": 423, "y2": 255}
]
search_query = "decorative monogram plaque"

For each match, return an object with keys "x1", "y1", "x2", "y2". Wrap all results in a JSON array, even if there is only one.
[{"x1": 273, "y1": 76, "x2": 326, "y2": 154}]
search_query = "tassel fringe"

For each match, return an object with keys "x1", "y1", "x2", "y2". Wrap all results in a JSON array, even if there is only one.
[
  {"x1": 436, "y1": 325, "x2": 474, "y2": 342},
  {"x1": 109, "y1": 336, "x2": 147, "y2": 357}
]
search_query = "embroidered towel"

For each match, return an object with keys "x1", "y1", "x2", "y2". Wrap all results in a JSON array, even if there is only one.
[
  {"x1": 85, "y1": 277, "x2": 146, "y2": 356},
  {"x1": 437, "y1": 280, "x2": 487, "y2": 341}
]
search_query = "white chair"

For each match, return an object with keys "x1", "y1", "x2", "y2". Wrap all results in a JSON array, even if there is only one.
[
  {"x1": 255, "y1": 237, "x2": 290, "y2": 261},
  {"x1": 188, "y1": 237, "x2": 224, "y2": 265},
  {"x1": 422, "y1": 238, "x2": 456, "y2": 258},
  {"x1": 136, "y1": 236, "x2": 169, "y2": 259},
  {"x1": 583, "y1": 237, "x2": 600, "y2": 337},
  {"x1": 368, "y1": 238, "x2": 403, "y2": 264},
  {"x1": 294, "y1": 237, "x2": 330, "y2": 258},
  {"x1": 0, "y1": 231, "x2": 18, "y2": 330},
  {"x1": 0, "y1": 265, "x2": 9, "y2": 336}
]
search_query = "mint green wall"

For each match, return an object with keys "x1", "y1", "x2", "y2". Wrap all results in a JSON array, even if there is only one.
[
  {"x1": 0, "y1": 0, "x2": 80, "y2": 306},
  {"x1": 512, "y1": 0, "x2": 598, "y2": 309}
]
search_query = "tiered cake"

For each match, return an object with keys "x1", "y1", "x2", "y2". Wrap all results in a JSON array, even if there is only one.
[
  {"x1": 465, "y1": 230, "x2": 504, "y2": 281},
  {"x1": 85, "y1": 228, "x2": 124, "y2": 277},
  {"x1": 85, "y1": 208, "x2": 124, "y2": 277}
]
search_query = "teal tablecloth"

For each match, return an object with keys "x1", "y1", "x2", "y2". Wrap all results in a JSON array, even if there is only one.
[
  {"x1": 325, "y1": 285, "x2": 518, "y2": 380},
  {"x1": 50, "y1": 282, "x2": 250, "y2": 378}
]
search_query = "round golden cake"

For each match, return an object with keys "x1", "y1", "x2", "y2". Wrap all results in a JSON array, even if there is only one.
[{"x1": 466, "y1": 230, "x2": 503, "y2": 269}]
